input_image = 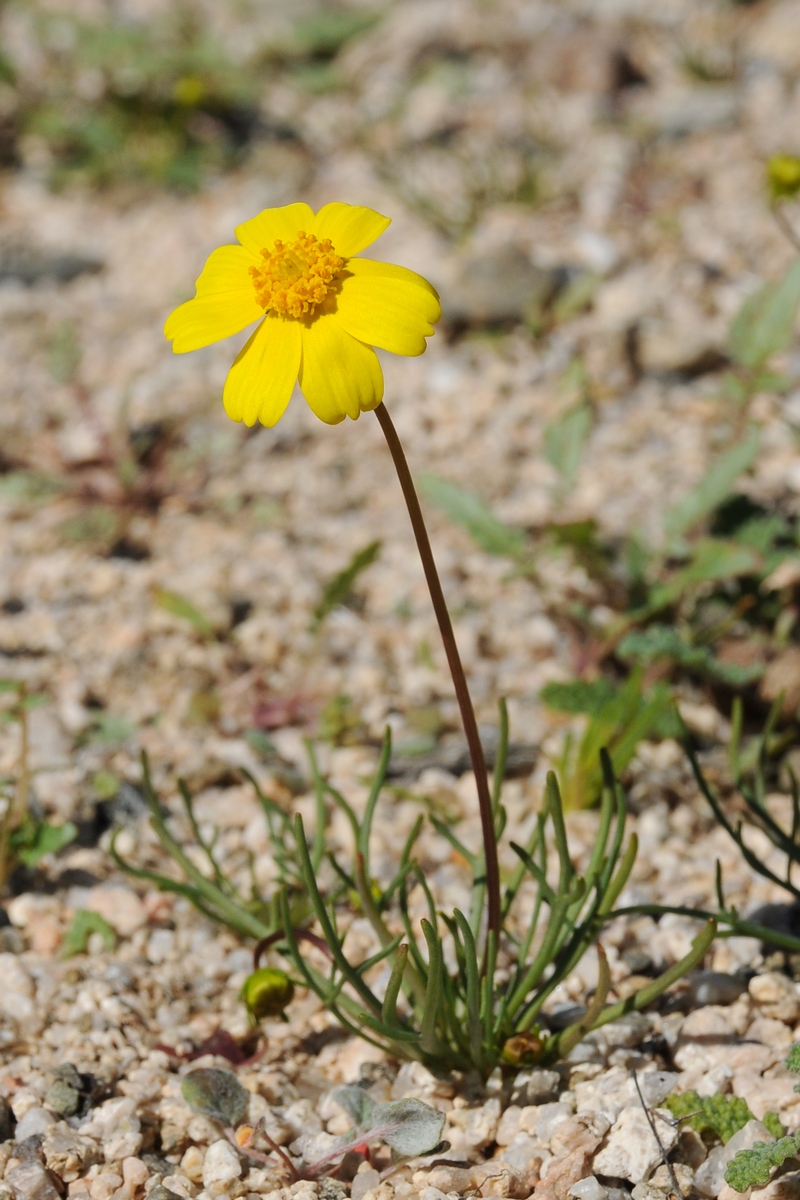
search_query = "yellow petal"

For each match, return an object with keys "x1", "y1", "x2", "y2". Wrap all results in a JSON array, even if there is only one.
[
  {"x1": 164, "y1": 244, "x2": 263, "y2": 353},
  {"x1": 333, "y1": 259, "x2": 441, "y2": 356},
  {"x1": 193, "y1": 243, "x2": 259, "y2": 294},
  {"x1": 298, "y1": 314, "x2": 384, "y2": 424},
  {"x1": 235, "y1": 202, "x2": 315, "y2": 255},
  {"x1": 311, "y1": 202, "x2": 391, "y2": 256},
  {"x1": 223, "y1": 314, "x2": 302, "y2": 427}
]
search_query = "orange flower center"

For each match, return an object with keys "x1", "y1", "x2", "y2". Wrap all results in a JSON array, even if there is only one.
[{"x1": 249, "y1": 232, "x2": 344, "y2": 318}]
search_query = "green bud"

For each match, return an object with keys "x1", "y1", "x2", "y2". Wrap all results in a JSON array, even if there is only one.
[
  {"x1": 239, "y1": 967, "x2": 294, "y2": 1021},
  {"x1": 768, "y1": 155, "x2": 800, "y2": 201}
]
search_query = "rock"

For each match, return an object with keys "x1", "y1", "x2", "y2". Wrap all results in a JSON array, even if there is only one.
[
  {"x1": 753, "y1": 1168, "x2": 800, "y2": 1200},
  {"x1": 0, "y1": 955, "x2": 40, "y2": 1034},
  {"x1": 442, "y1": 246, "x2": 563, "y2": 327},
  {"x1": 575, "y1": 1067, "x2": 677, "y2": 1122},
  {"x1": 692, "y1": 972, "x2": 749, "y2": 1008},
  {"x1": 416, "y1": 1166, "x2": 472, "y2": 1195},
  {"x1": 750, "y1": 0, "x2": 800, "y2": 71},
  {"x1": 351, "y1": 1166, "x2": 381, "y2": 1200},
  {"x1": 0, "y1": 249, "x2": 103, "y2": 286},
  {"x1": 650, "y1": 1164, "x2": 694, "y2": 1196},
  {"x1": 14, "y1": 1110, "x2": 55, "y2": 1143},
  {"x1": 447, "y1": 1096, "x2": 500, "y2": 1151},
  {"x1": 695, "y1": 1120, "x2": 773, "y2": 1198},
  {"x1": 592, "y1": 1107, "x2": 678, "y2": 1183},
  {"x1": 80, "y1": 1098, "x2": 142, "y2": 1162},
  {"x1": 201, "y1": 1139, "x2": 242, "y2": 1189},
  {"x1": 679, "y1": 1005, "x2": 736, "y2": 1039},
  {"x1": 534, "y1": 1115, "x2": 611, "y2": 1200},
  {"x1": 45, "y1": 1064, "x2": 83, "y2": 1117},
  {"x1": 5, "y1": 1161, "x2": 61, "y2": 1200},
  {"x1": 495, "y1": 1133, "x2": 547, "y2": 1193},
  {"x1": 749, "y1": 973, "x2": 800, "y2": 1023},
  {"x1": 601, "y1": 1013, "x2": 652, "y2": 1049},
  {"x1": 536, "y1": 1103, "x2": 575, "y2": 1145},
  {"x1": 631, "y1": 1184, "x2": 666, "y2": 1200},
  {"x1": 82, "y1": 886, "x2": 147, "y2": 937},
  {"x1": 471, "y1": 1162, "x2": 516, "y2": 1197},
  {"x1": 568, "y1": 1177, "x2": 608, "y2": 1200},
  {"x1": 511, "y1": 1069, "x2": 561, "y2": 1106},
  {"x1": 41, "y1": 1122, "x2": 100, "y2": 1181}
]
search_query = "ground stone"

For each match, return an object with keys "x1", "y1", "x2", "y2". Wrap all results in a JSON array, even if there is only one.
[
  {"x1": 511, "y1": 1070, "x2": 561, "y2": 1106},
  {"x1": 201, "y1": 1139, "x2": 242, "y2": 1189},
  {"x1": 14, "y1": 1111, "x2": 55, "y2": 1143},
  {"x1": 749, "y1": 973, "x2": 800, "y2": 1023},
  {"x1": 592, "y1": 1107, "x2": 678, "y2": 1183},
  {"x1": 568, "y1": 1176, "x2": 608, "y2": 1200},
  {"x1": 5, "y1": 1161, "x2": 61, "y2": 1200}
]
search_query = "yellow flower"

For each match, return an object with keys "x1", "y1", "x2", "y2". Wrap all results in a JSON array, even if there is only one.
[{"x1": 164, "y1": 201, "x2": 441, "y2": 426}]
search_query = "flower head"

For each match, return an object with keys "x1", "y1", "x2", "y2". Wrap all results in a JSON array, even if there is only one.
[{"x1": 164, "y1": 201, "x2": 441, "y2": 426}]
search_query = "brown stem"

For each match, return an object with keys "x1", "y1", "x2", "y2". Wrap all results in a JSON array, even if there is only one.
[{"x1": 374, "y1": 402, "x2": 501, "y2": 942}]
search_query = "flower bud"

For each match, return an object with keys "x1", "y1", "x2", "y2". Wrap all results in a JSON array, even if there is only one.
[
  {"x1": 768, "y1": 156, "x2": 800, "y2": 201},
  {"x1": 500, "y1": 1031, "x2": 545, "y2": 1068},
  {"x1": 239, "y1": 967, "x2": 294, "y2": 1021}
]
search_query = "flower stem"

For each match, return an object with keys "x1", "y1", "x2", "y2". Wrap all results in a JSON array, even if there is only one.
[{"x1": 374, "y1": 402, "x2": 501, "y2": 944}]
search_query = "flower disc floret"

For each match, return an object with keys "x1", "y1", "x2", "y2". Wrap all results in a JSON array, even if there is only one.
[{"x1": 249, "y1": 232, "x2": 344, "y2": 318}]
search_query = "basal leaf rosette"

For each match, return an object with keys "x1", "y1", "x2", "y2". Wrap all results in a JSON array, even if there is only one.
[{"x1": 164, "y1": 201, "x2": 441, "y2": 426}]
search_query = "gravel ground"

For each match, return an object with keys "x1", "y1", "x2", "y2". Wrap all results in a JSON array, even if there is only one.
[{"x1": 3, "y1": 0, "x2": 800, "y2": 1197}]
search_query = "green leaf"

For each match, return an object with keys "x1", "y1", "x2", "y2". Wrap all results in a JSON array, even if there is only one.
[
  {"x1": 729, "y1": 258, "x2": 800, "y2": 370},
  {"x1": 10, "y1": 818, "x2": 77, "y2": 867},
  {"x1": 291, "y1": 9, "x2": 379, "y2": 57},
  {"x1": 763, "y1": 1112, "x2": 786, "y2": 1139},
  {"x1": 786, "y1": 1042, "x2": 800, "y2": 1077},
  {"x1": 181, "y1": 1068, "x2": 249, "y2": 1127},
  {"x1": 419, "y1": 475, "x2": 528, "y2": 560},
  {"x1": 664, "y1": 428, "x2": 762, "y2": 541},
  {"x1": 725, "y1": 1136, "x2": 800, "y2": 1192},
  {"x1": 664, "y1": 1090, "x2": 755, "y2": 1144},
  {"x1": 62, "y1": 909, "x2": 117, "y2": 957},
  {"x1": 540, "y1": 679, "x2": 616, "y2": 716},
  {"x1": 154, "y1": 588, "x2": 217, "y2": 640},
  {"x1": 312, "y1": 540, "x2": 381, "y2": 629},
  {"x1": 543, "y1": 403, "x2": 593, "y2": 491},
  {"x1": 618, "y1": 626, "x2": 764, "y2": 686}
]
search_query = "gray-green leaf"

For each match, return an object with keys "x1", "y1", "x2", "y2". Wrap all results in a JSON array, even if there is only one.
[
  {"x1": 544, "y1": 403, "x2": 593, "y2": 492},
  {"x1": 334, "y1": 1089, "x2": 444, "y2": 1158},
  {"x1": 419, "y1": 475, "x2": 528, "y2": 560},
  {"x1": 728, "y1": 258, "x2": 800, "y2": 370},
  {"x1": 181, "y1": 1068, "x2": 249, "y2": 1127},
  {"x1": 312, "y1": 540, "x2": 382, "y2": 629},
  {"x1": 663, "y1": 427, "x2": 761, "y2": 541},
  {"x1": 373, "y1": 1097, "x2": 445, "y2": 1157}
]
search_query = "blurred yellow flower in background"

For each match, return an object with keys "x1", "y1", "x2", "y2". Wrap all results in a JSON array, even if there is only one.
[{"x1": 164, "y1": 201, "x2": 441, "y2": 426}]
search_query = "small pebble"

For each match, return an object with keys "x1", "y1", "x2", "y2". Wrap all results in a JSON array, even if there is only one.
[
  {"x1": 569, "y1": 1176, "x2": 608, "y2": 1200},
  {"x1": 351, "y1": 1166, "x2": 381, "y2": 1200},
  {"x1": 201, "y1": 1139, "x2": 242, "y2": 1188},
  {"x1": 691, "y1": 971, "x2": 748, "y2": 1007},
  {"x1": 6, "y1": 1160, "x2": 62, "y2": 1200},
  {"x1": 15, "y1": 1109, "x2": 56, "y2": 1143}
]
